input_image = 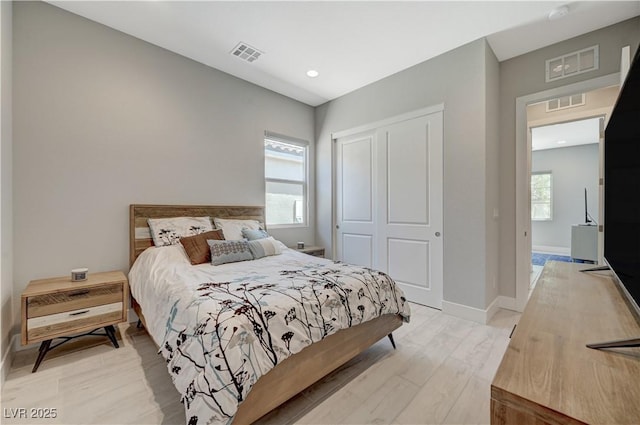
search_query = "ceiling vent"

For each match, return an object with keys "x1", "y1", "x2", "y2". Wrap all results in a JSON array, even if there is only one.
[
  {"x1": 230, "y1": 42, "x2": 263, "y2": 63},
  {"x1": 545, "y1": 45, "x2": 599, "y2": 82},
  {"x1": 546, "y1": 93, "x2": 585, "y2": 112}
]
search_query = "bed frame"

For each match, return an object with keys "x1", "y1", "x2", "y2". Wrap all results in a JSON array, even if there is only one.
[{"x1": 129, "y1": 204, "x2": 403, "y2": 424}]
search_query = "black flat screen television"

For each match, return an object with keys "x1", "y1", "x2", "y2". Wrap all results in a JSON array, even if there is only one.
[{"x1": 593, "y1": 45, "x2": 640, "y2": 349}]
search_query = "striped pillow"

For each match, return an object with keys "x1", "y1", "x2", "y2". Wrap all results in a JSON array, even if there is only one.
[{"x1": 248, "y1": 237, "x2": 282, "y2": 259}]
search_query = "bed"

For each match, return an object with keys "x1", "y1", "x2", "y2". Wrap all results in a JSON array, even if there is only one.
[{"x1": 128, "y1": 204, "x2": 410, "y2": 424}]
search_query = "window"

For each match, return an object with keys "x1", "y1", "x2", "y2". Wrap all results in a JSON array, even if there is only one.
[
  {"x1": 531, "y1": 172, "x2": 552, "y2": 221},
  {"x1": 265, "y1": 134, "x2": 308, "y2": 227}
]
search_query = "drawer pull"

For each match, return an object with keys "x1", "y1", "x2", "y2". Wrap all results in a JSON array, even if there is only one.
[
  {"x1": 68, "y1": 290, "x2": 90, "y2": 297},
  {"x1": 69, "y1": 310, "x2": 89, "y2": 316}
]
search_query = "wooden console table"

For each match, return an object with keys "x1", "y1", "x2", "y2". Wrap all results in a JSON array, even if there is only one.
[{"x1": 491, "y1": 261, "x2": 640, "y2": 425}]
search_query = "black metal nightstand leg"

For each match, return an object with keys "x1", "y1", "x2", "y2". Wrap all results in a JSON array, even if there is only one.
[
  {"x1": 104, "y1": 325, "x2": 119, "y2": 348},
  {"x1": 387, "y1": 333, "x2": 396, "y2": 349},
  {"x1": 31, "y1": 327, "x2": 121, "y2": 372},
  {"x1": 32, "y1": 340, "x2": 52, "y2": 373}
]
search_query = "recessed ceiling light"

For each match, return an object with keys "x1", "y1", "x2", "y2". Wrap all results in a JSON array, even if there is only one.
[
  {"x1": 548, "y1": 5, "x2": 569, "y2": 21},
  {"x1": 557, "y1": 140, "x2": 567, "y2": 144},
  {"x1": 306, "y1": 70, "x2": 319, "y2": 78}
]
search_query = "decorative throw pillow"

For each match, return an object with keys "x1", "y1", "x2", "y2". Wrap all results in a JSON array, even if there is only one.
[
  {"x1": 248, "y1": 237, "x2": 282, "y2": 259},
  {"x1": 241, "y1": 228, "x2": 270, "y2": 241},
  {"x1": 180, "y1": 229, "x2": 225, "y2": 265},
  {"x1": 208, "y1": 240, "x2": 253, "y2": 266},
  {"x1": 148, "y1": 217, "x2": 213, "y2": 247},
  {"x1": 213, "y1": 218, "x2": 262, "y2": 240}
]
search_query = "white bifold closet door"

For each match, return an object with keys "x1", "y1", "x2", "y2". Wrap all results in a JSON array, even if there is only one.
[{"x1": 336, "y1": 111, "x2": 443, "y2": 308}]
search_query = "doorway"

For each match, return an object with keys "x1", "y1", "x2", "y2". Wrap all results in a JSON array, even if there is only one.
[
  {"x1": 527, "y1": 114, "x2": 606, "y2": 291},
  {"x1": 514, "y1": 73, "x2": 620, "y2": 311}
]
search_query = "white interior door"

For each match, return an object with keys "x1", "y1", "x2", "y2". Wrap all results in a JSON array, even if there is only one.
[
  {"x1": 335, "y1": 131, "x2": 377, "y2": 268},
  {"x1": 378, "y1": 113, "x2": 443, "y2": 307},
  {"x1": 335, "y1": 110, "x2": 443, "y2": 308}
]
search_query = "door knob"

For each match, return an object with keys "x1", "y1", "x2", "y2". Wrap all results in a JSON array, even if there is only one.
[{"x1": 435, "y1": 232, "x2": 441, "y2": 237}]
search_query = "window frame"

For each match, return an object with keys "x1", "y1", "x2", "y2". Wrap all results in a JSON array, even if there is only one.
[
  {"x1": 264, "y1": 132, "x2": 309, "y2": 228},
  {"x1": 531, "y1": 171, "x2": 553, "y2": 221}
]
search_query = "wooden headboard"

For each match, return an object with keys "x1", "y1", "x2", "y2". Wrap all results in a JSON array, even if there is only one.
[{"x1": 129, "y1": 204, "x2": 265, "y2": 267}]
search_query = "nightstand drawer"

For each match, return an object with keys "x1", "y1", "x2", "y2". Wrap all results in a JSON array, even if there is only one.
[
  {"x1": 21, "y1": 270, "x2": 128, "y2": 371},
  {"x1": 27, "y1": 302, "x2": 123, "y2": 341},
  {"x1": 27, "y1": 283, "x2": 123, "y2": 318}
]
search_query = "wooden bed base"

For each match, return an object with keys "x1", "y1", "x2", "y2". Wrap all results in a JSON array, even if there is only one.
[
  {"x1": 133, "y1": 300, "x2": 401, "y2": 424},
  {"x1": 129, "y1": 204, "x2": 403, "y2": 424}
]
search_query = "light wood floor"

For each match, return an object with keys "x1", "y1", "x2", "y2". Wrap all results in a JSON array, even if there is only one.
[{"x1": 1, "y1": 304, "x2": 519, "y2": 424}]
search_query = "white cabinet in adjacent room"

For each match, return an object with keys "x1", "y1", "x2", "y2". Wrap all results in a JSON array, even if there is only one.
[{"x1": 570, "y1": 224, "x2": 598, "y2": 262}]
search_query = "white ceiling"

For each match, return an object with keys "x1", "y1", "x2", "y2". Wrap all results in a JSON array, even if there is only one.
[
  {"x1": 48, "y1": 1, "x2": 640, "y2": 107},
  {"x1": 531, "y1": 117, "x2": 601, "y2": 151}
]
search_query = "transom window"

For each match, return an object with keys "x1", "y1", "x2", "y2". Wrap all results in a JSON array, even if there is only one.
[
  {"x1": 531, "y1": 172, "x2": 552, "y2": 221},
  {"x1": 265, "y1": 134, "x2": 308, "y2": 227}
]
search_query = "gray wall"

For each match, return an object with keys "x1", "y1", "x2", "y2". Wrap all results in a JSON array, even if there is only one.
[
  {"x1": 0, "y1": 0, "x2": 13, "y2": 380},
  {"x1": 12, "y1": 2, "x2": 315, "y2": 332},
  {"x1": 485, "y1": 43, "x2": 500, "y2": 306},
  {"x1": 316, "y1": 39, "x2": 496, "y2": 311},
  {"x1": 531, "y1": 144, "x2": 599, "y2": 251},
  {"x1": 499, "y1": 17, "x2": 640, "y2": 298},
  {"x1": 10, "y1": 5, "x2": 640, "y2": 344}
]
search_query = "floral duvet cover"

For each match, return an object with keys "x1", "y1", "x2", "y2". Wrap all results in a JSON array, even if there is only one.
[{"x1": 129, "y1": 245, "x2": 410, "y2": 425}]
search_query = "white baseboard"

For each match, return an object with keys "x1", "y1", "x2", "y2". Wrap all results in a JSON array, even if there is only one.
[
  {"x1": 532, "y1": 245, "x2": 570, "y2": 256},
  {"x1": 442, "y1": 296, "x2": 521, "y2": 324},
  {"x1": 485, "y1": 297, "x2": 501, "y2": 323},
  {"x1": 442, "y1": 298, "x2": 496, "y2": 324},
  {"x1": 497, "y1": 295, "x2": 519, "y2": 312},
  {"x1": 10, "y1": 332, "x2": 28, "y2": 352},
  {"x1": 128, "y1": 307, "x2": 139, "y2": 323},
  {"x1": 1, "y1": 337, "x2": 13, "y2": 387}
]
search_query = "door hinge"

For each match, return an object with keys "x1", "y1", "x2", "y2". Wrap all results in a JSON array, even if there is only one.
[
  {"x1": 599, "y1": 225, "x2": 604, "y2": 232},
  {"x1": 599, "y1": 178, "x2": 604, "y2": 185}
]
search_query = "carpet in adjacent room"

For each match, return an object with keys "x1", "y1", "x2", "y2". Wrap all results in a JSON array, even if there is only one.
[{"x1": 531, "y1": 252, "x2": 574, "y2": 266}]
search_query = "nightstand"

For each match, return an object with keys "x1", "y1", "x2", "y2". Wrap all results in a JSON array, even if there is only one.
[
  {"x1": 295, "y1": 246, "x2": 325, "y2": 258},
  {"x1": 21, "y1": 270, "x2": 128, "y2": 372}
]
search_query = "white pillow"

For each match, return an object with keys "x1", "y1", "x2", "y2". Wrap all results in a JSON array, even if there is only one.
[
  {"x1": 148, "y1": 216, "x2": 213, "y2": 247},
  {"x1": 213, "y1": 218, "x2": 262, "y2": 240}
]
